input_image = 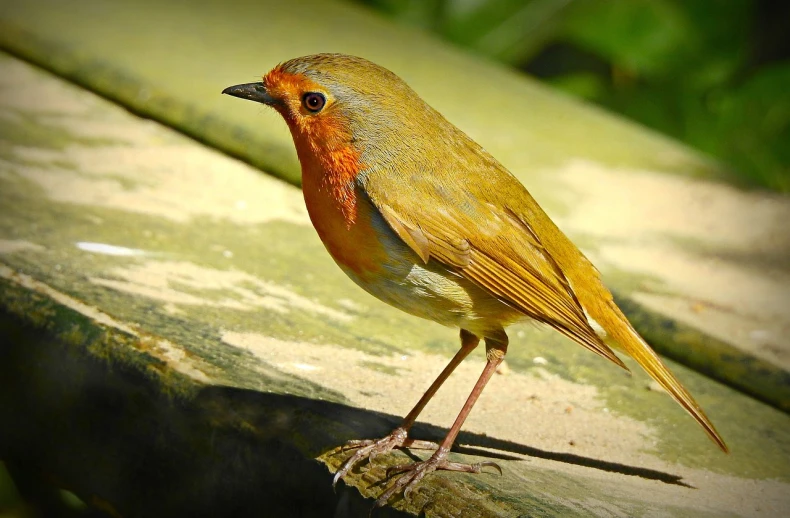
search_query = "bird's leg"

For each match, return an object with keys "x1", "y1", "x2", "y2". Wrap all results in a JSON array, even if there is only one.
[
  {"x1": 332, "y1": 330, "x2": 480, "y2": 488},
  {"x1": 373, "y1": 331, "x2": 508, "y2": 507}
]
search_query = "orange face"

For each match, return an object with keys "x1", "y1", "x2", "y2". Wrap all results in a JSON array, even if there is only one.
[
  {"x1": 262, "y1": 66, "x2": 389, "y2": 276},
  {"x1": 262, "y1": 67, "x2": 363, "y2": 224}
]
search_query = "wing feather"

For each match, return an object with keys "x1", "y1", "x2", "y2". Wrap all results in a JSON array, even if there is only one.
[
  {"x1": 372, "y1": 191, "x2": 625, "y2": 368},
  {"x1": 359, "y1": 163, "x2": 727, "y2": 452}
]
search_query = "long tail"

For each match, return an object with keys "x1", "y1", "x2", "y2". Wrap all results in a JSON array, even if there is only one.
[
  {"x1": 580, "y1": 280, "x2": 729, "y2": 452},
  {"x1": 514, "y1": 191, "x2": 728, "y2": 452}
]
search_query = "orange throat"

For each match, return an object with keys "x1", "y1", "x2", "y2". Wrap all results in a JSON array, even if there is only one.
[
  {"x1": 291, "y1": 124, "x2": 385, "y2": 275},
  {"x1": 263, "y1": 67, "x2": 362, "y2": 226},
  {"x1": 294, "y1": 127, "x2": 362, "y2": 227},
  {"x1": 262, "y1": 67, "x2": 384, "y2": 274}
]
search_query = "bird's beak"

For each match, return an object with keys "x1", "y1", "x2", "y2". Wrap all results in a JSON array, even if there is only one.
[{"x1": 221, "y1": 82, "x2": 276, "y2": 105}]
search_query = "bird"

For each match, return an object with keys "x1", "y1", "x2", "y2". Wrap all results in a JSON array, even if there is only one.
[{"x1": 222, "y1": 53, "x2": 727, "y2": 506}]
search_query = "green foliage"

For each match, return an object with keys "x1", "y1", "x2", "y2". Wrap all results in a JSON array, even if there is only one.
[{"x1": 355, "y1": 0, "x2": 790, "y2": 191}]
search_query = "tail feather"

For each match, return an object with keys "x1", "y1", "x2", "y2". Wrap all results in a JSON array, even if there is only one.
[
  {"x1": 586, "y1": 293, "x2": 729, "y2": 452},
  {"x1": 510, "y1": 186, "x2": 727, "y2": 452}
]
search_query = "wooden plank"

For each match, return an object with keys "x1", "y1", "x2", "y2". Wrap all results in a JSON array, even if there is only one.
[
  {"x1": 0, "y1": 54, "x2": 788, "y2": 516},
  {"x1": 0, "y1": 0, "x2": 787, "y2": 410}
]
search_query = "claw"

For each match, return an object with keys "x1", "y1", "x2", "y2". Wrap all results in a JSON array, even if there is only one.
[
  {"x1": 477, "y1": 461, "x2": 502, "y2": 476},
  {"x1": 332, "y1": 470, "x2": 344, "y2": 491},
  {"x1": 333, "y1": 430, "x2": 503, "y2": 507},
  {"x1": 332, "y1": 428, "x2": 413, "y2": 489},
  {"x1": 374, "y1": 452, "x2": 505, "y2": 507}
]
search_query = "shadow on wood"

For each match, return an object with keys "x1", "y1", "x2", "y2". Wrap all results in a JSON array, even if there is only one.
[{"x1": 0, "y1": 300, "x2": 692, "y2": 517}]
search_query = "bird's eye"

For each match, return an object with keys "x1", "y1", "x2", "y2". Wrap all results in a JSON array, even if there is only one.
[{"x1": 302, "y1": 92, "x2": 326, "y2": 113}]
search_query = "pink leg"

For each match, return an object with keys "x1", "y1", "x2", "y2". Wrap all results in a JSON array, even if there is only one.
[
  {"x1": 373, "y1": 331, "x2": 508, "y2": 507},
  {"x1": 332, "y1": 330, "x2": 481, "y2": 488}
]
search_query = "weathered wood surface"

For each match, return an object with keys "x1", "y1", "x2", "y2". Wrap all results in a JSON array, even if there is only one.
[
  {"x1": 1, "y1": 52, "x2": 789, "y2": 517},
  {"x1": 1, "y1": 0, "x2": 788, "y2": 413}
]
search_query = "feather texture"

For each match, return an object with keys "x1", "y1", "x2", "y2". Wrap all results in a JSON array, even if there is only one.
[
  {"x1": 360, "y1": 141, "x2": 726, "y2": 452},
  {"x1": 242, "y1": 52, "x2": 727, "y2": 453}
]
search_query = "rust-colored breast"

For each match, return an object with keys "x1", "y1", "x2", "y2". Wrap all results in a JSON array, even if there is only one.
[
  {"x1": 302, "y1": 167, "x2": 388, "y2": 277},
  {"x1": 293, "y1": 122, "x2": 387, "y2": 277}
]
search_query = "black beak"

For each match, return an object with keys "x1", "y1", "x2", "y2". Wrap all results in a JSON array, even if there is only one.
[{"x1": 222, "y1": 82, "x2": 276, "y2": 105}]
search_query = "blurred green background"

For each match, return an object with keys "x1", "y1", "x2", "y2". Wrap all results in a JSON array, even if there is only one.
[{"x1": 354, "y1": 0, "x2": 790, "y2": 192}]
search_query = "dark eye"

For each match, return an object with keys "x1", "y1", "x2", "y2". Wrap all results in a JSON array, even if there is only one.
[{"x1": 302, "y1": 92, "x2": 326, "y2": 113}]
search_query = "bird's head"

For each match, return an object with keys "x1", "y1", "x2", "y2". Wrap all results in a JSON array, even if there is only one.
[{"x1": 223, "y1": 53, "x2": 450, "y2": 177}]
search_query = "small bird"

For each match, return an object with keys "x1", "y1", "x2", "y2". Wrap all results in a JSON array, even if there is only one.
[{"x1": 223, "y1": 54, "x2": 727, "y2": 506}]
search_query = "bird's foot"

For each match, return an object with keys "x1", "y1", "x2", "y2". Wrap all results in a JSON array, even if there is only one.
[
  {"x1": 332, "y1": 427, "x2": 438, "y2": 489},
  {"x1": 374, "y1": 446, "x2": 501, "y2": 508}
]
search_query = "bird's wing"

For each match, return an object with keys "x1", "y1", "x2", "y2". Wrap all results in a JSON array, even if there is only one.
[
  {"x1": 360, "y1": 166, "x2": 727, "y2": 452},
  {"x1": 361, "y1": 170, "x2": 625, "y2": 369}
]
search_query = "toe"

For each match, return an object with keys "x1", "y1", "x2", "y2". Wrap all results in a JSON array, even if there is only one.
[
  {"x1": 332, "y1": 430, "x2": 414, "y2": 487},
  {"x1": 438, "y1": 459, "x2": 502, "y2": 474}
]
